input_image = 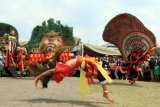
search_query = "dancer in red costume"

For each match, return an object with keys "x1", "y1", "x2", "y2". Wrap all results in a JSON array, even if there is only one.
[
  {"x1": 120, "y1": 47, "x2": 156, "y2": 84},
  {"x1": 35, "y1": 54, "x2": 114, "y2": 102},
  {"x1": 102, "y1": 14, "x2": 157, "y2": 85}
]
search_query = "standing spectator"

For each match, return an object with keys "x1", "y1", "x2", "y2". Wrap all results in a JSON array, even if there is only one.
[
  {"x1": 157, "y1": 55, "x2": 160, "y2": 67},
  {"x1": 154, "y1": 63, "x2": 159, "y2": 81},
  {"x1": 109, "y1": 60, "x2": 119, "y2": 79},
  {"x1": 0, "y1": 49, "x2": 5, "y2": 77},
  {"x1": 115, "y1": 57, "x2": 122, "y2": 79},
  {"x1": 149, "y1": 57, "x2": 156, "y2": 81},
  {"x1": 105, "y1": 56, "x2": 110, "y2": 70},
  {"x1": 102, "y1": 57, "x2": 107, "y2": 68},
  {"x1": 143, "y1": 60, "x2": 150, "y2": 81},
  {"x1": 157, "y1": 56, "x2": 160, "y2": 81},
  {"x1": 0, "y1": 57, "x2": 4, "y2": 77},
  {"x1": 116, "y1": 57, "x2": 121, "y2": 66}
]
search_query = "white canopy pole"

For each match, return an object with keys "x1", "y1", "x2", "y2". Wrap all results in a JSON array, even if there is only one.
[{"x1": 81, "y1": 43, "x2": 84, "y2": 56}]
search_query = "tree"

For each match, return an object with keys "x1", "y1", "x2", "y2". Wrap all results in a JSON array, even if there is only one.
[
  {"x1": 152, "y1": 47, "x2": 160, "y2": 56},
  {"x1": 0, "y1": 23, "x2": 19, "y2": 45}
]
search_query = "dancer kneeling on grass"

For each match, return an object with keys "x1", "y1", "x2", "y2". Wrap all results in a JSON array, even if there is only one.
[{"x1": 35, "y1": 54, "x2": 114, "y2": 102}]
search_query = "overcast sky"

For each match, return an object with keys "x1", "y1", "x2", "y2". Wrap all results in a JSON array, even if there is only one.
[{"x1": 0, "y1": 0, "x2": 160, "y2": 46}]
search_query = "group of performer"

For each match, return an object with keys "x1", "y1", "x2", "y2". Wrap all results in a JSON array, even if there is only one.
[
  {"x1": 0, "y1": 37, "x2": 156, "y2": 103},
  {"x1": 0, "y1": 13, "x2": 157, "y2": 103},
  {"x1": 32, "y1": 45, "x2": 156, "y2": 103},
  {"x1": 119, "y1": 47, "x2": 156, "y2": 84},
  {"x1": 34, "y1": 51, "x2": 114, "y2": 102},
  {"x1": 0, "y1": 41, "x2": 156, "y2": 103},
  {"x1": 0, "y1": 33, "x2": 156, "y2": 103}
]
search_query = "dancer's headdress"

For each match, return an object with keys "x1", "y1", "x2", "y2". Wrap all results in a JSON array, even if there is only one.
[{"x1": 103, "y1": 13, "x2": 157, "y2": 58}]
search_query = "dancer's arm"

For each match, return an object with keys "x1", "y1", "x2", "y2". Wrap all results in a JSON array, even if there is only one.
[{"x1": 35, "y1": 69, "x2": 54, "y2": 87}]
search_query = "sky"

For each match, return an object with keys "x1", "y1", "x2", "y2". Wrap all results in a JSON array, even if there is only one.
[{"x1": 0, "y1": 0, "x2": 160, "y2": 46}]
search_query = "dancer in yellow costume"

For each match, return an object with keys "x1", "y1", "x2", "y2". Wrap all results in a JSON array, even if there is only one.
[{"x1": 34, "y1": 54, "x2": 114, "y2": 102}]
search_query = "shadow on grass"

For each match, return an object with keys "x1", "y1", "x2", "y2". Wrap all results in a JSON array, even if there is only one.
[
  {"x1": 94, "y1": 81, "x2": 143, "y2": 87},
  {"x1": 20, "y1": 98, "x2": 111, "y2": 107},
  {"x1": 20, "y1": 77, "x2": 35, "y2": 80}
]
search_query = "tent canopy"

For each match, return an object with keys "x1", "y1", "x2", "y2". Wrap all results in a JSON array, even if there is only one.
[{"x1": 82, "y1": 43, "x2": 121, "y2": 57}]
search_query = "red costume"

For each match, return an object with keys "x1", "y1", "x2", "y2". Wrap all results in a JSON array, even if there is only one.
[
  {"x1": 52, "y1": 63, "x2": 74, "y2": 83},
  {"x1": 52, "y1": 55, "x2": 82, "y2": 83}
]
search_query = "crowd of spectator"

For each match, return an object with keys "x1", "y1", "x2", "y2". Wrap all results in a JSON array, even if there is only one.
[
  {"x1": 98, "y1": 55, "x2": 160, "y2": 82},
  {"x1": 1, "y1": 51, "x2": 160, "y2": 83},
  {"x1": 72, "y1": 55, "x2": 160, "y2": 83}
]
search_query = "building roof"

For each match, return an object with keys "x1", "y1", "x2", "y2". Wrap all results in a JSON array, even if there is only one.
[{"x1": 83, "y1": 43, "x2": 121, "y2": 56}]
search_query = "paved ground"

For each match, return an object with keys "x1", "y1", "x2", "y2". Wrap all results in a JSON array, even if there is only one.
[{"x1": 0, "y1": 77, "x2": 113, "y2": 107}]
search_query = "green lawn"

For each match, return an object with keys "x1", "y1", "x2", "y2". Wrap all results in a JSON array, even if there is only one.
[{"x1": 103, "y1": 80, "x2": 160, "y2": 107}]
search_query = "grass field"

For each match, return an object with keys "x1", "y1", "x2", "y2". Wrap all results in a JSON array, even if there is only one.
[
  {"x1": 0, "y1": 77, "x2": 160, "y2": 107},
  {"x1": 102, "y1": 80, "x2": 160, "y2": 107}
]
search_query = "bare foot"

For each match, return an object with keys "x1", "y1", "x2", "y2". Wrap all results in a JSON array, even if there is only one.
[{"x1": 103, "y1": 91, "x2": 114, "y2": 102}]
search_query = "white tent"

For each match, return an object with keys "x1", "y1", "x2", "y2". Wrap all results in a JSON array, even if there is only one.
[{"x1": 81, "y1": 43, "x2": 121, "y2": 57}]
